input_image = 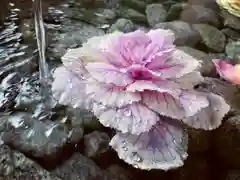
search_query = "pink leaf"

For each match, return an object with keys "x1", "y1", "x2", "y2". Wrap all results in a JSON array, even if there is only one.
[
  {"x1": 182, "y1": 93, "x2": 230, "y2": 130},
  {"x1": 109, "y1": 118, "x2": 188, "y2": 171},
  {"x1": 86, "y1": 82, "x2": 141, "y2": 108},
  {"x1": 142, "y1": 91, "x2": 209, "y2": 119},
  {"x1": 51, "y1": 66, "x2": 91, "y2": 109},
  {"x1": 93, "y1": 102, "x2": 159, "y2": 135},
  {"x1": 86, "y1": 62, "x2": 133, "y2": 86}
]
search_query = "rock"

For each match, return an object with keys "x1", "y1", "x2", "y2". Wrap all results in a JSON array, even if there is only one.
[
  {"x1": 1, "y1": 112, "x2": 84, "y2": 158},
  {"x1": 121, "y1": 0, "x2": 147, "y2": 13},
  {"x1": 119, "y1": 7, "x2": 147, "y2": 24},
  {"x1": 225, "y1": 170, "x2": 240, "y2": 180},
  {"x1": 84, "y1": 131, "x2": 110, "y2": 157},
  {"x1": 172, "y1": 155, "x2": 211, "y2": 180},
  {"x1": 106, "y1": 164, "x2": 131, "y2": 180},
  {"x1": 188, "y1": 0, "x2": 218, "y2": 10},
  {"x1": 213, "y1": 116, "x2": 240, "y2": 168},
  {"x1": 0, "y1": 144, "x2": 61, "y2": 179},
  {"x1": 146, "y1": 4, "x2": 167, "y2": 27},
  {"x1": 193, "y1": 24, "x2": 226, "y2": 52},
  {"x1": 221, "y1": 28, "x2": 240, "y2": 41},
  {"x1": 188, "y1": 128, "x2": 211, "y2": 153},
  {"x1": 180, "y1": 5, "x2": 219, "y2": 27},
  {"x1": 50, "y1": 21, "x2": 105, "y2": 59},
  {"x1": 108, "y1": 18, "x2": 136, "y2": 33},
  {"x1": 0, "y1": 86, "x2": 18, "y2": 112},
  {"x1": 225, "y1": 41, "x2": 240, "y2": 60},
  {"x1": 52, "y1": 153, "x2": 105, "y2": 180},
  {"x1": 177, "y1": 46, "x2": 216, "y2": 76},
  {"x1": 167, "y1": 3, "x2": 188, "y2": 21},
  {"x1": 221, "y1": 10, "x2": 240, "y2": 31},
  {"x1": 0, "y1": 72, "x2": 21, "y2": 89},
  {"x1": 154, "y1": 21, "x2": 200, "y2": 47},
  {"x1": 65, "y1": 107, "x2": 103, "y2": 130}
]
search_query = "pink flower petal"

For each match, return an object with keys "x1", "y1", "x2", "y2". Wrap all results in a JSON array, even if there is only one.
[
  {"x1": 126, "y1": 80, "x2": 181, "y2": 94},
  {"x1": 142, "y1": 91, "x2": 209, "y2": 119},
  {"x1": 52, "y1": 66, "x2": 91, "y2": 109},
  {"x1": 154, "y1": 49, "x2": 201, "y2": 79},
  {"x1": 93, "y1": 102, "x2": 159, "y2": 135},
  {"x1": 86, "y1": 82, "x2": 141, "y2": 108},
  {"x1": 182, "y1": 93, "x2": 230, "y2": 130},
  {"x1": 213, "y1": 59, "x2": 240, "y2": 85},
  {"x1": 109, "y1": 118, "x2": 188, "y2": 171},
  {"x1": 86, "y1": 62, "x2": 133, "y2": 86},
  {"x1": 113, "y1": 30, "x2": 151, "y2": 64},
  {"x1": 174, "y1": 72, "x2": 204, "y2": 89}
]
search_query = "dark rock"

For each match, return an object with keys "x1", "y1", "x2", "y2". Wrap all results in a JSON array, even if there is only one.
[
  {"x1": 225, "y1": 170, "x2": 240, "y2": 180},
  {"x1": 2, "y1": 112, "x2": 84, "y2": 158},
  {"x1": 172, "y1": 155, "x2": 211, "y2": 180},
  {"x1": 84, "y1": 131, "x2": 110, "y2": 157},
  {"x1": 65, "y1": 107, "x2": 102, "y2": 130},
  {"x1": 221, "y1": 10, "x2": 240, "y2": 31},
  {"x1": 108, "y1": 18, "x2": 136, "y2": 33},
  {"x1": 0, "y1": 144, "x2": 61, "y2": 179},
  {"x1": 221, "y1": 28, "x2": 240, "y2": 41},
  {"x1": 1, "y1": 72, "x2": 21, "y2": 89},
  {"x1": 154, "y1": 21, "x2": 200, "y2": 47},
  {"x1": 167, "y1": 3, "x2": 188, "y2": 21},
  {"x1": 177, "y1": 46, "x2": 216, "y2": 76},
  {"x1": 225, "y1": 41, "x2": 240, "y2": 60},
  {"x1": 213, "y1": 116, "x2": 240, "y2": 168},
  {"x1": 187, "y1": 0, "x2": 218, "y2": 10},
  {"x1": 106, "y1": 164, "x2": 131, "y2": 180},
  {"x1": 0, "y1": 86, "x2": 18, "y2": 112},
  {"x1": 180, "y1": 5, "x2": 220, "y2": 27},
  {"x1": 121, "y1": 0, "x2": 147, "y2": 13},
  {"x1": 119, "y1": 7, "x2": 147, "y2": 24},
  {"x1": 146, "y1": 4, "x2": 167, "y2": 27},
  {"x1": 188, "y1": 128, "x2": 211, "y2": 153},
  {"x1": 50, "y1": 20, "x2": 105, "y2": 60},
  {"x1": 52, "y1": 153, "x2": 105, "y2": 180},
  {"x1": 193, "y1": 24, "x2": 226, "y2": 52}
]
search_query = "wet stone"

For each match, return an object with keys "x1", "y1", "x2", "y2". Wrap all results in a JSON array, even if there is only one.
[
  {"x1": 105, "y1": 164, "x2": 131, "y2": 180},
  {"x1": 146, "y1": 3, "x2": 167, "y2": 27},
  {"x1": 84, "y1": 131, "x2": 110, "y2": 157},
  {"x1": 221, "y1": 10, "x2": 240, "y2": 31},
  {"x1": 188, "y1": 128, "x2": 211, "y2": 153},
  {"x1": 221, "y1": 28, "x2": 240, "y2": 41},
  {"x1": 154, "y1": 21, "x2": 200, "y2": 47},
  {"x1": 0, "y1": 144, "x2": 61, "y2": 180},
  {"x1": 179, "y1": 5, "x2": 219, "y2": 27},
  {"x1": 193, "y1": 24, "x2": 226, "y2": 53},
  {"x1": 225, "y1": 170, "x2": 240, "y2": 180},
  {"x1": 52, "y1": 153, "x2": 106, "y2": 180},
  {"x1": 108, "y1": 18, "x2": 136, "y2": 33},
  {"x1": 225, "y1": 41, "x2": 240, "y2": 60},
  {"x1": 213, "y1": 116, "x2": 240, "y2": 168},
  {"x1": 1, "y1": 112, "x2": 84, "y2": 158},
  {"x1": 119, "y1": 7, "x2": 147, "y2": 24}
]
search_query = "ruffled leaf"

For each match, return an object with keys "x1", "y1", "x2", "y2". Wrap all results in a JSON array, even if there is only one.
[
  {"x1": 52, "y1": 66, "x2": 91, "y2": 109},
  {"x1": 142, "y1": 91, "x2": 209, "y2": 119},
  {"x1": 182, "y1": 93, "x2": 230, "y2": 130},
  {"x1": 86, "y1": 62, "x2": 133, "y2": 86},
  {"x1": 110, "y1": 118, "x2": 188, "y2": 171},
  {"x1": 93, "y1": 102, "x2": 159, "y2": 135},
  {"x1": 174, "y1": 71, "x2": 204, "y2": 89},
  {"x1": 86, "y1": 82, "x2": 141, "y2": 108},
  {"x1": 155, "y1": 49, "x2": 201, "y2": 79}
]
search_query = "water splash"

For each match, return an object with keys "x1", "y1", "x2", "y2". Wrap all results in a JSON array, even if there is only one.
[{"x1": 32, "y1": 0, "x2": 49, "y2": 89}]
